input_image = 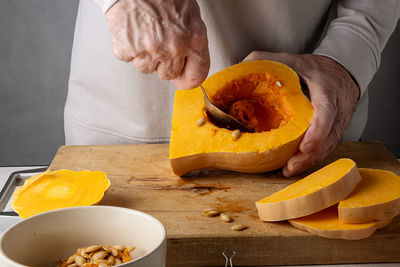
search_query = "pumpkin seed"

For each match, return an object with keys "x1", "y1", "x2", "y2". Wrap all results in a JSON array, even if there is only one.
[
  {"x1": 231, "y1": 224, "x2": 247, "y2": 231},
  {"x1": 220, "y1": 213, "x2": 233, "y2": 222},
  {"x1": 74, "y1": 255, "x2": 86, "y2": 266},
  {"x1": 66, "y1": 264, "x2": 78, "y2": 267},
  {"x1": 196, "y1": 117, "x2": 206, "y2": 126},
  {"x1": 83, "y1": 245, "x2": 102, "y2": 253},
  {"x1": 112, "y1": 245, "x2": 125, "y2": 251},
  {"x1": 91, "y1": 251, "x2": 107, "y2": 261},
  {"x1": 110, "y1": 247, "x2": 119, "y2": 257},
  {"x1": 232, "y1": 129, "x2": 241, "y2": 141},
  {"x1": 126, "y1": 246, "x2": 136, "y2": 253},
  {"x1": 276, "y1": 80, "x2": 282, "y2": 87},
  {"x1": 204, "y1": 209, "x2": 221, "y2": 217},
  {"x1": 114, "y1": 258, "x2": 122, "y2": 265},
  {"x1": 66, "y1": 256, "x2": 75, "y2": 264}
]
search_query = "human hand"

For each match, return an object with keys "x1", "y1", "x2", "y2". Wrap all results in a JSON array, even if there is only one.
[
  {"x1": 243, "y1": 51, "x2": 360, "y2": 177},
  {"x1": 105, "y1": 0, "x2": 210, "y2": 89}
]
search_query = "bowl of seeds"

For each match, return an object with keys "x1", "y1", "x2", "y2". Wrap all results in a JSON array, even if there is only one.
[{"x1": 0, "y1": 206, "x2": 166, "y2": 267}]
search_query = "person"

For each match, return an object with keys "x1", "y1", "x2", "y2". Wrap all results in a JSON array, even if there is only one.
[{"x1": 65, "y1": 0, "x2": 400, "y2": 176}]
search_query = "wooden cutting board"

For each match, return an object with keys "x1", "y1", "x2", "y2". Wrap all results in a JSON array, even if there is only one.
[{"x1": 49, "y1": 142, "x2": 400, "y2": 267}]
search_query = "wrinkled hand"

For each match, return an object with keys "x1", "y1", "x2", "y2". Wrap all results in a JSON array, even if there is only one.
[
  {"x1": 105, "y1": 0, "x2": 210, "y2": 89},
  {"x1": 243, "y1": 51, "x2": 360, "y2": 177}
]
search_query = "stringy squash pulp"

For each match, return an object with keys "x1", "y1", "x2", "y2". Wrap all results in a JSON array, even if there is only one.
[
  {"x1": 170, "y1": 60, "x2": 313, "y2": 176},
  {"x1": 11, "y1": 170, "x2": 110, "y2": 218}
]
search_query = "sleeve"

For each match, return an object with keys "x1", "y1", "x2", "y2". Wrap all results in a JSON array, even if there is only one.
[
  {"x1": 313, "y1": 0, "x2": 400, "y2": 94},
  {"x1": 92, "y1": 0, "x2": 119, "y2": 13}
]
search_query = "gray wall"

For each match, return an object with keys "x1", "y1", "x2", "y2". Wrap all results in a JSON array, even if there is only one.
[
  {"x1": 0, "y1": 1, "x2": 399, "y2": 166},
  {"x1": 0, "y1": 0, "x2": 78, "y2": 166}
]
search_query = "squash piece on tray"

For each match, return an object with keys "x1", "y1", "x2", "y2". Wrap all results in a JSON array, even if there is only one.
[
  {"x1": 11, "y1": 169, "x2": 110, "y2": 218},
  {"x1": 169, "y1": 60, "x2": 313, "y2": 176},
  {"x1": 288, "y1": 206, "x2": 392, "y2": 240},
  {"x1": 339, "y1": 168, "x2": 400, "y2": 223},
  {"x1": 256, "y1": 158, "x2": 361, "y2": 221}
]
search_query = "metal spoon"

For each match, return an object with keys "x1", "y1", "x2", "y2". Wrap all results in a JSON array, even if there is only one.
[{"x1": 200, "y1": 85, "x2": 251, "y2": 132}]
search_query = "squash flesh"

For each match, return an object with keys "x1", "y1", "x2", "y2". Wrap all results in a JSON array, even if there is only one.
[
  {"x1": 211, "y1": 74, "x2": 291, "y2": 132},
  {"x1": 11, "y1": 170, "x2": 110, "y2": 218}
]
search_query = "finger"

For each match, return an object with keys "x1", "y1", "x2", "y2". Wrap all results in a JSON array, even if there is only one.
[
  {"x1": 299, "y1": 82, "x2": 337, "y2": 153},
  {"x1": 172, "y1": 49, "x2": 210, "y2": 90},
  {"x1": 112, "y1": 46, "x2": 135, "y2": 62},
  {"x1": 283, "y1": 118, "x2": 343, "y2": 177},
  {"x1": 133, "y1": 54, "x2": 159, "y2": 74},
  {"x1": 156, "y1": 56, "x2": 186, "y2": 80}
]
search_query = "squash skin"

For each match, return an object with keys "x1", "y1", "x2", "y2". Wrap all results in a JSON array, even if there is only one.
[
  {"x1": 256, "y1": 159, "x2": 362, "y2": 221},
  {"x1": 338, "y1": 168, "x2": 400, "y2": 223},
  {"x1": 169, "y1": 60, "x2": 313, "y2": 176}
]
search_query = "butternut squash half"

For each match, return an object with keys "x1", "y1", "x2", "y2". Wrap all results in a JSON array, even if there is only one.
[
  {"x1": 11, "y1": 169, "x2": 110, "y2": 218},
  {"x1": 169, "y1": 60, "x2": 313, "y2": 176},
  {"x1": 339, "y1": 168, "x2": 400, "y2": 223},
  {"x1": 256, "y1": 159, "x2": 361, "y2": 221}
]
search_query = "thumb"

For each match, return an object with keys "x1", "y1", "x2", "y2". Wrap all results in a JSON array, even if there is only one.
[{"x1": 172, "y1": 50, "x2": 210, "y2": 90}]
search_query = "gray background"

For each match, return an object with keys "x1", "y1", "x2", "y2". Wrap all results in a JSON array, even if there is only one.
[{"x1": 0, "y1": 1, "x2": 399, "y2": 166}]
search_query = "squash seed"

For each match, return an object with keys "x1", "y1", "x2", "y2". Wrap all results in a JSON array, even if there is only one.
[
  {"x1": 66, "y1": 256, "x2": 75, "y2": 264},
  {"x1": 91, "y1": 251, "x2": 107, "y2": 261},
  {"x1": 74, "y1": 255, "x2": 86, "y2": 266},
  {"x1": 112, "y1": 245, "x2": 125, "y2": 251},
  {"x1": 204, "y1": 209, "x2": 221, "y2": 217},
  {"x1": 231, "y1": 224, "x2": 247, "y2": 231},
  {"x1": 66, "y1": 264, "x2": 78, "y2": 267},
  {"x1": 114, "y1": 258, "x2": 122, "y2": 265},
  {"x1": 276, "y1": 80, "x2": 282, "y2": 87},
  {"x1": 232, "y1": 129, "x2": 241, "y2": 141},
  {"x1": 110, "y1": 247, "x2": 119, "y2": 257},
  {"x1": 196, "y1": 117, "x2": 206, "y2": 126},
  {"x1": 220, "y1": 213, "x2": 233, "y2": 222},
  {"x1": 83, "y1": 245, "x2": 102, "y2": 253}
]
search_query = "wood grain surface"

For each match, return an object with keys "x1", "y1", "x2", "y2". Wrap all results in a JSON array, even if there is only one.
[{"x1": 49, "y1": 142, "x2": 400, "y2": 266}]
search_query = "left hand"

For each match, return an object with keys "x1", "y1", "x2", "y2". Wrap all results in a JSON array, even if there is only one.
[{"x1": 243, "y1": 51, "x2": 360, "y2": 177}]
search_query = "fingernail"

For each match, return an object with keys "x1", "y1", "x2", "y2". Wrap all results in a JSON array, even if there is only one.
[
  {"x1": 302, "y1": 142, "x2": 314, "y2": 153},
  {"x1": 282, "y1": 168, "x2": 290, "y2": 177}
]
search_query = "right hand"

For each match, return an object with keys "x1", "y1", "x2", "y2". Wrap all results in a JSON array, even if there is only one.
[{"x1": 105, "y1": 0, "x2": 210, "y2": 89}]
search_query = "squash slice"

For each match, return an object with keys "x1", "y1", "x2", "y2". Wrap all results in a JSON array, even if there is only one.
[
  {"x1": 289, "y1": 206, "x2": 392, "y2": 240},
  {"x1": 256, "y1": 159, "x2": 361, "y2": 221},
  {"x1": 11, "y1": 169, "x2": 110, "y2": 218},
  {"x1": 339, "y1": 168, "x2": 400, "y2": 223}
]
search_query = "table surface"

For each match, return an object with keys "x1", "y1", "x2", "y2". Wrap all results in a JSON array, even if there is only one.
[{"x1": 0, "y1": 166, "x2": 399, "y2": 267}]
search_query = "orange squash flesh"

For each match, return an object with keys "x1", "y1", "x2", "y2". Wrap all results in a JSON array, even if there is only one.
[
  {"x1": 339, "y1": 168, "x2": 400, "y2": 223},
  {"x1": 11, "y1": 170, "x2": 110, "y2": 218},
  {"x1": 289, "y1": 206, "x2": 391, "y2": 240},
  {"x1": 256, "y1": 159, "x2": 361, "y2": 221},
  {"x1": 169, "y1": 60, "x2": 313, "y2": 176}
]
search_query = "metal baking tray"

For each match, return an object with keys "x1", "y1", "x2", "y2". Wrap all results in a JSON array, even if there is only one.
[{"x1": 0, "y1": 167, "x2": 48, "y2": 216}]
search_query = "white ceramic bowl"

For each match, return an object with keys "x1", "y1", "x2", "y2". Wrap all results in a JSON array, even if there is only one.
[{"x1": 0, "y1": 206, "x2": 166, "y2": 267}]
